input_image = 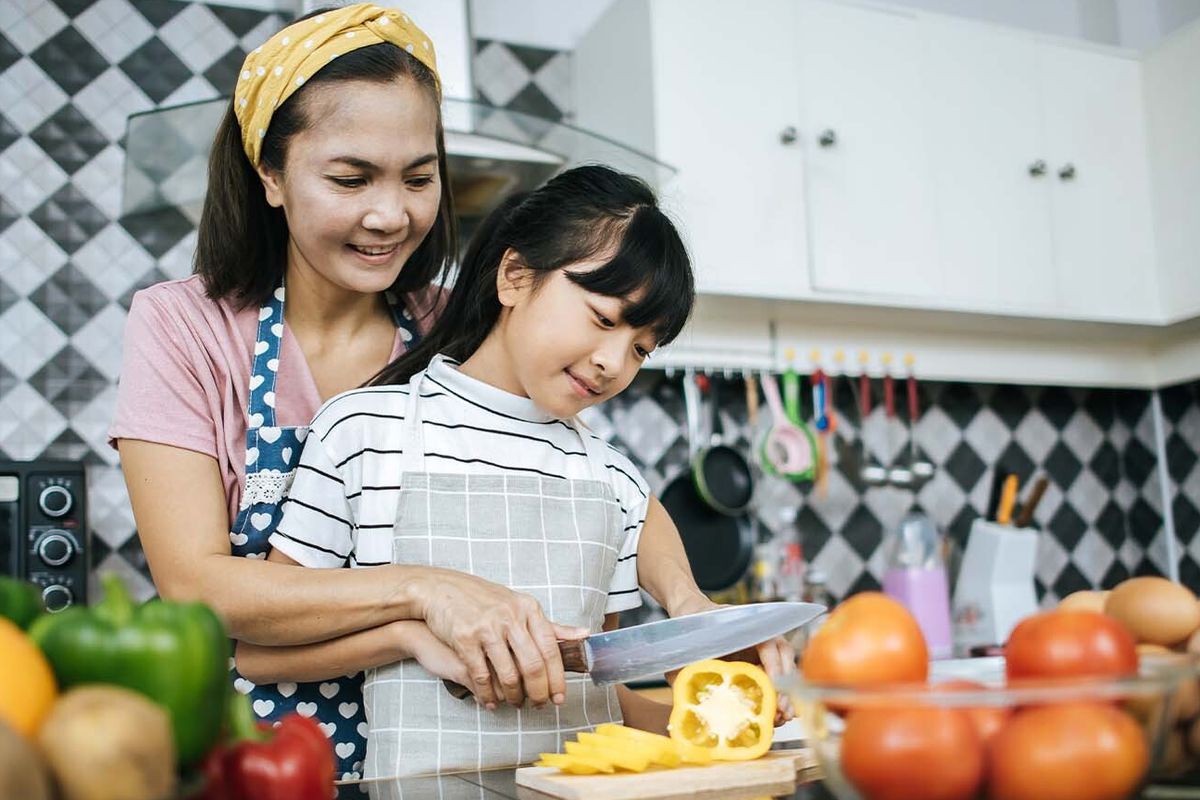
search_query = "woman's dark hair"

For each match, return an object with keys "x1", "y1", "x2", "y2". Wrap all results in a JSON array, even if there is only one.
[
  {"x1": 372, "y1": 164, "x2": 694, "y2": 386},
  {"x1": 196, "y1": 15, "x2": 456, "y2": 309}
]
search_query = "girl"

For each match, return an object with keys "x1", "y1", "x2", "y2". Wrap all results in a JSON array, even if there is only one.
[
  {"x1": 112, "y1": 5, "x2": 718, "y2": 783},
  {"x1": 250, "y1": 165, "x2": 794, "y2": 779}
]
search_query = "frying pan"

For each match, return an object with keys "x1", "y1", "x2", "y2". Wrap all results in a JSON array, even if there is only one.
[
  {"x1": 659, "y1": 372, "x2": 753, "y2": 592},
  {"x1": 691, "y1": 376, "x2": 754, "y2": 516}
]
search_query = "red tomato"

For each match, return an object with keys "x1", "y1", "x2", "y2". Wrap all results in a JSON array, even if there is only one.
[
  {"x1": 936, "y1": 679, "x2": 1012, "y2": 744},
  {"x1": 1005, "y1": 610, "x2": 1137, "y2": 682},
  {"x1": 988, "y1": 703, "x2": 1149, "y2": 800},
  {"x1": 841, "y1": 705, "x2": 984, "y2": 800},
  {"x1": 801, "y1": 593, "x2": 929, "y2": 686}
]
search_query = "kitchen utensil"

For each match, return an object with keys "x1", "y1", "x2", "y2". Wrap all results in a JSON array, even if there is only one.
[
  {"x1": 877, "y1": 355, "x2": 911, "y2": 486},
  {"x1": 692, "y1": 376, "x2": 754, "y2": 516},
  {"x1": 995, "y1": 474, "x2": 1019, "y2": 524},
  {"x1": 759, "y1": 372, "x2": 816, "y2": 481},
  {"x1": 661, "y1": 372, "x2": 752, "y2": 592},
  {"x1": 780, "y1": 653, "x2": 1199, "y2": 800},
  {"x1": 745, "y1": 371, "x2": 760, "y2": 428},
  {"x1": 892, "y1": 355, "x2": 934, "y2": 487},
  {"x1": 858, "y1": 360, "x2": 888, "y2": 486},
  {"x1": 782, "y1": 352, "x2": 803, "y2": 426},
  {"x1": 952, "y1": 518, "x2": 1038, "y2": 654},
  {"x1": 517, "y1": 750, "x2": 812, "y2": 800},
  {"x1": 811, "y1": 362, "x2": 830, "y2": 497},
  {"x1": 444, "y1": 602, "x2": 825, "y2": 697},
  {"x1": 1014, "y1": 476, "x2": 1049, "y2": 528}
]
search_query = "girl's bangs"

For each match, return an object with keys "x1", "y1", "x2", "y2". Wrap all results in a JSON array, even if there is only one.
[{"x1": 566, "y1": 207, "x2": 694, "y2": 345}]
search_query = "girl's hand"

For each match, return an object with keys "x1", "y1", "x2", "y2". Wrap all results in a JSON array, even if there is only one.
[{"x1": 417, "y1": 568, "x2": 586, "y2": 710}]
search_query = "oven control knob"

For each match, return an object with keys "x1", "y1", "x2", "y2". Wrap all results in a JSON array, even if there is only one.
[
  {"x1": 42, "y1": 584, "x2": 73, "y2": 613},
  {"x1": 37, "y1": 532, "x2": 74, "y2": 567},
  {"x1": 38, "y1": 485, "x2": 73, "y2": 518}
]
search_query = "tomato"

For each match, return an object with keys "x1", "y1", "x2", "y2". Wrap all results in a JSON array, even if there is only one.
[
  {"x1": 936, "y1": 679, "x2": 1011, "y2": 744},
  {"x1": 988, "y1": 703, "x2": 1148, "y2": 800},
  {"x1": 841, "y1": 705, "x2": 984, "y2": 800},
  {"x1": 1005, "y1": 610, "x2": 1137, "y2": 682},
  {"x1": 801, "y1": 592, "x2": 929, "y2": 686}
]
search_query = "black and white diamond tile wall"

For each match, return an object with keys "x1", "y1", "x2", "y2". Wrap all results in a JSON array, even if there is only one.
[
  {"x1": 591, "y1": 373, "x2": 1200, "y2": 626},
  {"x1": 1, "y1": 0, "x2": 286, "y2": 599}
]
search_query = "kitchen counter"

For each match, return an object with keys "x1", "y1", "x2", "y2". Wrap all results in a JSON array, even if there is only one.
[
  {"x1": 343, "y1": 765, "x2": 833, "y2": 800},
  {"x1": 342, "y1": 742, "x2": 833, "y2": 799}
]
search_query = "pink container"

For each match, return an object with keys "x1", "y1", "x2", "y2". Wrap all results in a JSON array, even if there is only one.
[{"x1": 884, "y1": 565, "x2": 953, "y2": 659}]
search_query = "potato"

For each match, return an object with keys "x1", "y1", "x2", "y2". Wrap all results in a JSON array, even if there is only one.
[
  {"x1": 38, "y1": 686, "x2": 176, "y2": 800},
  {"x1": 1190, "y1": 714, "x2": 1200, "y2": 756},
  {"x1": 0, "y1": 718, "x2": 53, "y2": 800},
  {"x1": 1187, "y1": 625, "x2": 1200, "y2": 655},
  {"x1": 1058, "y1": 590, "x2": 1110, "y2": 614},
  {"x1": 1172, "y1": 676, "x2": 1200, "y2": 725},
  {"x1": 1105, "y1": 577, "x2": 1200, "y2": 647},
  {"x1": 1161, "y1": 729, "x2": 1191, "y2": 778}
]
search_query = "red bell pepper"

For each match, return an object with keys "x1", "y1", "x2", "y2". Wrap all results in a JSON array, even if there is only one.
[{"x1": 198, "y1": 690, "x2": 335, "y2": 800}]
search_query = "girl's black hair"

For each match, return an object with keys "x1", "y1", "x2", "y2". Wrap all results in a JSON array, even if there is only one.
[
  {"x1": 372, "y1": 164, "x2": 694, "y2": 386},
  {"x1": 196, "y1": 11, "x2": 457, "y2": 309}
]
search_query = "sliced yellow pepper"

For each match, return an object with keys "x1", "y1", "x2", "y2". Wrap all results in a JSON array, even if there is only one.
[
  {"x1": 667, "y1": 660, "x2": 776, "y2": 761},
  {"x1": 577, "y1": 731, "x2": 682, "y2": 768},
  {"x1": 535, "y1": 751, "x2": 614, "y2": 774},
  {"x1": 565, "y1": 740, "x2": 651, "y2": 772},
  {"x1": 592, "y1": 722, "x2": 713, "y2": 765}
]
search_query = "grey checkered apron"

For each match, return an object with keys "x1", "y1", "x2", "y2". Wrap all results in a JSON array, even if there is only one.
[{"x1": 361, "y1": 361, "x2": 627, "y2": 779}]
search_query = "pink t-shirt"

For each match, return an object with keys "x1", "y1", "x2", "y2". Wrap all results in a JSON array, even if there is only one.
[{"x1": 108, "y1": 275, "x2": 441, "y2": 525}]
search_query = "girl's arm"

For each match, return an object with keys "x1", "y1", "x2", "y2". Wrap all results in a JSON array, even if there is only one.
[{"x1": 635, "y1": 496, "x2": 711, "y2": 616}]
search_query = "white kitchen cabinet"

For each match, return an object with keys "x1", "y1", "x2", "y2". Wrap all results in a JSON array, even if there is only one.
[
  {"x1": 796, "y1": 1, "x2": 941, "y2": 299},
  {"x1": 1040, "y1": 43, "x2": 1159, "y2": 322},
  {"x1": 575, "y1": 0, "x2": 1175, "y2": 325},
  {"x1": 918, "y1": 17, "x2": 1057, "y2": 312},
  {"x1": 1141, "y1": 18, "x2": 1200, "y2": 323},
  {"x1": 574, "y1": 0, "x2": 811, "y2": 300}
]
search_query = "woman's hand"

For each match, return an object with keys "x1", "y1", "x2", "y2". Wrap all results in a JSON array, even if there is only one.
[{"x1": 416, "y1": 568, "x2": 586, "y2": 711}]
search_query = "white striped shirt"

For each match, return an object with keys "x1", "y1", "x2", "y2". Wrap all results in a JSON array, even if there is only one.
[{"x1": 269, "y1": 356, "x2": 646, "y2": 613}]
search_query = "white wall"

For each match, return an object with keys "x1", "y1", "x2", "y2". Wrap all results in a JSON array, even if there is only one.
[{"x1": 469, "y1": 0, "x2": 614, "y2": 49}]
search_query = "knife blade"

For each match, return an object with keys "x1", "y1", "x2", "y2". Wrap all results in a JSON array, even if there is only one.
[{"x1": 443, "y1": 601, "x2": 824, "y2": 699}]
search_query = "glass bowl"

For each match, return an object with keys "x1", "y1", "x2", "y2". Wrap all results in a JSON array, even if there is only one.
[{"x1": 775, "y1": 654, "x2": 1200, "y2": 800}]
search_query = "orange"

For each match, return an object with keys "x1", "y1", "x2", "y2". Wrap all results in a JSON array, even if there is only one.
[{"x1": 0, "y1": 617, "x2": 57, "y2": 736}]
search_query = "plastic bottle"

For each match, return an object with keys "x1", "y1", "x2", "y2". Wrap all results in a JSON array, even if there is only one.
[{"x1": 882, "y1": 511, "x2": 953, "y2": 659}]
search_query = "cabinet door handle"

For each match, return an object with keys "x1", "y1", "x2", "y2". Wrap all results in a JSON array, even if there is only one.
[
  {"x1": 779, "y1": 126, "x2": 798, "y2": 145},
  {"x1": 818, "y1": 129, "x2": 837, "y2": 148},
  {"x1": 1058, "y1": 163, "x2": 1076, "y2": 180},
  {"x1": 1028, "y1": 160, "x2": 1047, "y2": 177}
]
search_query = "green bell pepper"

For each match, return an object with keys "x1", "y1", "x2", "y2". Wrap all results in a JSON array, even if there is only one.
[
  {"x1": 28, "y1": 573, "x2": 230, "y2": 766},
  {"x1": 0, "y1": 575, "x2": 43, "y2": 629}
]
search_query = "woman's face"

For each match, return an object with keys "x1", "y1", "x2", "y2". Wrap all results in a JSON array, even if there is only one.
[{"x1": 258, "y1": 77, "x2": 441, "y2": 297}]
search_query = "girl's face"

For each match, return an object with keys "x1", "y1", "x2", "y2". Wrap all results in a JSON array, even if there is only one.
[
  {"x1": 497, "y1": 259, "x2": 659, "y2": 418},
  {"x1": 257, "y1": 78, "x2": 441, "y2": 297}
]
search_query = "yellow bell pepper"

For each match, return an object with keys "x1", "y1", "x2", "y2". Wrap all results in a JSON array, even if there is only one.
[
  {"x1": 565, "y1": 740, "x2": 651, "y2": 772},
  {"x1": 668, "y1": 660, "x2": 776, "y2": 761},
  {"x1": 578, "y1": 731, "x2": 681, "y2": 768}
]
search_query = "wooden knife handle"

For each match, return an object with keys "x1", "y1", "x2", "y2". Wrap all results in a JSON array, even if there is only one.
[{"x1": 442, "y1": 639, "x2": 589, "y2": 700}]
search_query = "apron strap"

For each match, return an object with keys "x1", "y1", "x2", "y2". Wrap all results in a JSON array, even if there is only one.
[
  {"x1": 399, "y1": 366, "x2": 428, "y2": 476},
  {"x1": 571, "y1": 417, "x2": 611, "y2": 484},
  {"x1": 247, "y1": 285, "x2": 287, "y2": 428}
]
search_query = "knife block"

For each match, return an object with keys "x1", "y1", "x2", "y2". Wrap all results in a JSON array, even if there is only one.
[{"x1": 951, "y1": 519, "x2": 1039, "y2": 655}]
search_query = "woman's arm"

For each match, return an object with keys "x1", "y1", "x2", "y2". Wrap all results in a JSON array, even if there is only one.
[
  {"x1": 120, "y1": 438, "x2": 578, "y2": 708},
  {"x1": 235, "y1": 617, "x2": 470, "y2": 686},
  {"x1": 119, "y1": 439, "x2": 429, "y2": 645}
]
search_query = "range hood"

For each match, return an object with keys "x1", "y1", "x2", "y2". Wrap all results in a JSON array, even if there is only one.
[{"x1": 120, "y1": 1, "x2": 671, "y2": 229}]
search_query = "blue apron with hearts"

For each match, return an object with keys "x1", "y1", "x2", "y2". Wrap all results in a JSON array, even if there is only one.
[{"x1": 228, "y1": 284, "x2": 422, "y2": 784}]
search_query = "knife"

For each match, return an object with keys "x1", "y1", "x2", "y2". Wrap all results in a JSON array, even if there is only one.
[{"x1": 443, "y1": 601, "x2": 825, "y2": 699}]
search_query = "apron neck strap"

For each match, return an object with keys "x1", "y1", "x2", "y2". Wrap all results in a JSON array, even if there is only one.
[
  {"x1": 248, "y1": 285, "x2": 287, "y2": 428},
  {"x1": 570, "y1": 416, "x2": 611, "y2": 483},
  {"x1": 399, "y1": 368, "x2": 427, "y2": 475}
]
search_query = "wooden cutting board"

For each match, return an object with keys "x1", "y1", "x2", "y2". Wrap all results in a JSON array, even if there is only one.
[{"x1": 514, "y1": 749, "x2": 814, "y2": 800}]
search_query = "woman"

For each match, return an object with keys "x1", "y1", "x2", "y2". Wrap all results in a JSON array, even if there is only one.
[{"x1": 109, "y1": 4, "x2": 721, "y2": 780}]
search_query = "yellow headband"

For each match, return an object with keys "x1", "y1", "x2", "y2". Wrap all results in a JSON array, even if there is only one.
[{"x1": 234, "y1": 3, "x2": 439, "y2": 166}]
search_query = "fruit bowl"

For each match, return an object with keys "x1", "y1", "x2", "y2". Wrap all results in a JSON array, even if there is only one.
[{"x1": 776, "y1": 653, "x2": 1200, "y2": 800}]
